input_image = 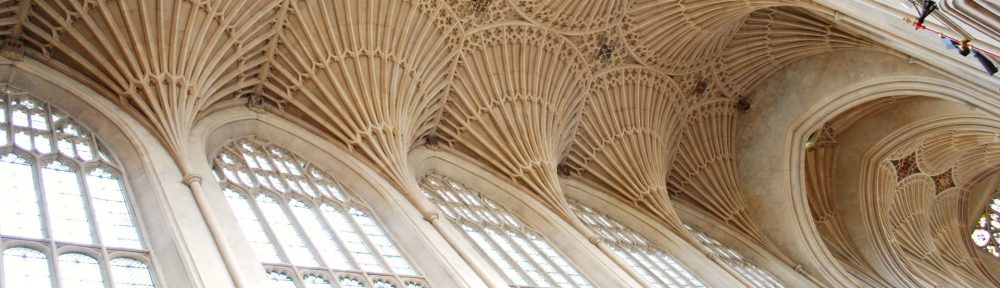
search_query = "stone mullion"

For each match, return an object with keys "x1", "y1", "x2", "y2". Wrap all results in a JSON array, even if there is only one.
[{"x1": 503, "y1": 229, "x2": 564, "y2": 287}]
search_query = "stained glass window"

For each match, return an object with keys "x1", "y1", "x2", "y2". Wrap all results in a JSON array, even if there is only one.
[
  {"x1": 687, "y1": 226, "x2": 784, "y2": 288},
  {"x1": 0, "y1": 92, "x2": 157, "y2": 287},
  {"x1": 419, "y1": 173, "x2": 592, "y2": 288},
  {"x1": 215, "y1": 138, "x2": 426, "y2": 287},
  {"x1": 971, "y1": 187, "x2": 1000, "y2": 258},
  {"x1": 569, "y1": 201, "x2": 706, "y2": 287}
]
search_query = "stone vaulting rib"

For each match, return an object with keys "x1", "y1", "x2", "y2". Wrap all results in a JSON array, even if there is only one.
[
  {"x1": 668, "y1": 99, "x2": 773, "y2": 248},
  {"x1": 567, "y1": 66, "x2": 690, "y2": 233},
  {"x1": 714, "y1": 7, "x2": 880, "y2": 97},
  {"x1": 865, "y1": 124, "x2": 1000, "y2": 287},
  {"x1": 623, "y1": 0, "x2": 800, "y2": 75},
  {"x1": 509, "y1": 0, "x2": 629, "y2": 35},
  {"x1": 440, "y1": 24, "x2": 591, "y2": 216},
  {"x1": 20, "y1": 0, "x2": 279, "y2": 169},
  {"x1": 805, "y1": 127, "x2": 891, "y2": 287},
  {"x1": 263, "y1": 0, "x2": 461, "y2": 187}
]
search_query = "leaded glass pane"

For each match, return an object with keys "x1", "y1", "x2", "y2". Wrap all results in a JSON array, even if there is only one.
[
  {"x1": 487, "y1": 228, "x2": 549, "y2": 286},
  {"x1": 289, "y1": 200, "x2": 353, "y2": 270},
  {"x1": 339, "y1": 277, "x2": 367, "y2": 288},
  {"x1": 528, "y1": 234, "x2": 590, "y2": 288},
  {"x1": 0, "y1": 93, "x2": 156, "y2": 288},
  {"x1": 2, "y1": 248, "x2": 52, "y2": 288},
  {"x1": 214, "y1": 139, "x2": 423, "y2": 285},
  {"x1": 322, "y1": 205, "x2": 385, "y2": 273},
  {"x1": 86, "y1": 168, "x2": 142, "y2": 249},
  {"x1": 303, "y1": 275, "x2": 332, "y2": 288},
  {"x1": 224, "y1": 189, "x2": 282, "y2": 263},
  {"x1": 42, "y1": 160, "x2": 94, "y2": 244},
  {"x1": 57, "y1": 253, "x2": 105, "y2": 288},
  {"x1": 0, "y1": 153, "x2": 44, "y2": 239},
  {"x1": 109, "y1": 258, "x2": 156, "y2": 288},
  {"x1": 349, "y1": 208, "x2": 415, "y2": 275},
  {"x1": 420, "y1": 173, "x2": 591, "y2": 288},
  {"x1": 257, "y1": 195, "x2": 319, "y2": 267},
  {"x1": 463, "y1": 225, "x2": 527, "y2": 286},
  {"x1": 267, "y1": 271, "x2": 298, "y2": 288},
  {"x1": 972, "y1": 189, "x2": 1000, "y2": 258},
  {"x1": 687, "y1": 227, "x2": 783, "y2": 288},
  {"x1": 570, "y1": 201, "x2": 704, "y2": 287},
  {"x1": 374, "y1": 280, "x2": 396, "y2": 288}
]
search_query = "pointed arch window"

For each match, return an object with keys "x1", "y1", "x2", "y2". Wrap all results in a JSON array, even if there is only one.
[
  {"x1": 213, "y1": 139, "x2": 425, "y2": 287},
  {"x1": 686, "y1": 226, "x2": 784, "y2": 288},
  {"x1": 419, "y1": 173, "x2": 592, "y2": 288},
  {"x1": 569, "y1": 200, "x2": 706, "y2": 287},
  {"x1": 970, "y1": 186, "x2": 1000, "y2": 258},
  {"x1": 0, "y1": 92, "x2": 157, "y2": 287}
]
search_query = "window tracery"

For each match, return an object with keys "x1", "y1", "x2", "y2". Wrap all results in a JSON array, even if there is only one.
[
  {"x1": 568, "y1": 200, "x2": 706, "y2": 287},
  {"x1": 686, "y1": 226, "x2": 784, "y2": 288},
  {"x1": 971, "y1": 186, "x2": 1000, "y2": 258},
  {"x1": 419, "y1": 173, "x2": 592, "y2": 288},
  {"x1": 0, "y1": 93, "x2": 157, "y2": 287},
  {"x1": 213, "y1": 138, "x2": 425, "y2": 287}
]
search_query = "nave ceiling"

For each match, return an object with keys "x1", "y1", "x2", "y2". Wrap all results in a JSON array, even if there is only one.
[{"x1": 0, "y1": 0, "x2": 996, "y2": 287}]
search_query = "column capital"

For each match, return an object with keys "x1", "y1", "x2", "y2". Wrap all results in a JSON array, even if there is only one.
[{"x1": 182, "y1": 174, "x2": 203, "y2": 186}]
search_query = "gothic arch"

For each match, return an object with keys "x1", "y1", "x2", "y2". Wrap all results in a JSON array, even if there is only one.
[
  {"x1": 560, "y1": 178, "x2": 748, "y2": 287},
  {"x1": 735, "y1": 47, "x2": 999, "y2": 288},
  {"x1": 409, "y1": 146, "x2": 642, "y2": 288},
  {"x1": 0, "y1": 58, "x2": 212, "y2": 287},
  {"x1": 856, "y1": 116, "x2": 1000, "y2": 287},
  {"x1": 675, "y1": 203, "x2": 820, "y2": 288},
  {"x1": 187, "y1": 107, "x2": 479, "y2": 287},
  {"x1": 780, "y1": 76, "x2": 999, "y2": 287}
]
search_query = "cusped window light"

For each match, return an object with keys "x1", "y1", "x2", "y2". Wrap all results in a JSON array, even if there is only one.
[
  {"x1": 569, "y1": 200, "x2": 706, "y2": 287},
  {"x1": 971, "y1": 187, "x2": 1000, "y2": 258},
  {"x1": 420, "y1": 173, "x2": 592, "y2": 288},
  {"x1": 0, "y1": 92, "x2": 156, "y2": 287},
  {"x1": 215, "y1": 138, "x2": 423, "y2": 286}
]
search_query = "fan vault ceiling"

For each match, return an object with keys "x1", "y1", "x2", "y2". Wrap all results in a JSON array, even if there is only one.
[{"x1": 0, "y1": 0, "x2": 996, "y2": 287}]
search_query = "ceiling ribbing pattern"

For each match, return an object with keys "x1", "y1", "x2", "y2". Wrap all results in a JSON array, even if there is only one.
[
  {"x1": 622, "y1": 0, "x2": 797, "y2": 75},
  {"x1": 263, "y1": 0, "x2": 461, "y2": 186},
  {"x1": 667, "y1": 99, "x2": 771, "y2": 247},
  {"x1": 568, "y1": 66, "x2": 689, "y2": 232},
  {"x1": 440, "y1": 24, "x2": 590, "y2": 215},
  {"x1": 714, "y1": 7, "x2": 879, "y2": 97},
  {"x1": 21, "y1": 0, "x2": 278, "y2": 165}
]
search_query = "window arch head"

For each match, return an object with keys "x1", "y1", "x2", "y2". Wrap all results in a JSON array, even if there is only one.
[
  {"x1": 971, "y1": 186, "x2": 1000, "y2": 258},
  {"x1": 419, "y1": 173, "x2": 592, "y2": 288},
  {"x1": 686, "y1": 225, "x2": 784, "y2": 288},
  {"x1": 0, "y1": 92, "x2": 157, "y2": 287},
  {"x1": 213, "y1": 138, "x2": 425, "y2": 287},
  {"x1": 569, "y1": 200, "x2": 706, "y2": 287}
]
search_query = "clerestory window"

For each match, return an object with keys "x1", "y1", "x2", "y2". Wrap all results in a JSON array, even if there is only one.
[
  {"x1": 686, "y1": 226, "x2": 784, "y2": 288},
  {"x1": 0, "y1": 93, "x2": 156, "y2": 288},
  {"x1": 569, "y1": 200, "x2": 705, "y2": 288},
  {"x1": 419, "y1": 173, "x2": 592, "y2": 288},
  {"x1": 970, "y1": 186, "x2": 1000, "y2": 258},
  {"x1": 213, "y1": 138, "x2": 426, "y2": 288}
]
